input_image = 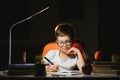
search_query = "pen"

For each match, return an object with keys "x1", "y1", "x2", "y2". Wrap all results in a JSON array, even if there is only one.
[{"x1": 44, "y1": 57, "x2": 54, "y2": 65}]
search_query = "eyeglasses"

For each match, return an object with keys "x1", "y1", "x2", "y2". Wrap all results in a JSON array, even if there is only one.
[{"x1": 57, "y1": 41, "x2": 72, "y2": 46}]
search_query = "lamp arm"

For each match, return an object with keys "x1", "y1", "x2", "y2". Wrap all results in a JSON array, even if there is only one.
[{"x1": 9, "y1": 6, "x2": 49, "y2": 65}]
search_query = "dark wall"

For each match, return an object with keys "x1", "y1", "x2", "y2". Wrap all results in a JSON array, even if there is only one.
[
  {"x1": 98, "y1": 0, "x2": 120, "y2": 61},
  {"x1": 58, "y1": 0, "x2": 83, "y2": 20},
  {"x1": 0, "y1": 0, "x2": 30, "y2": 40}
]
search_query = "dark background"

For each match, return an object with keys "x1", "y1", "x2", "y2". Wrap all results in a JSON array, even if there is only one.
[{"x1": 0, "y1": 0, "x2": 120, "y2": 70}]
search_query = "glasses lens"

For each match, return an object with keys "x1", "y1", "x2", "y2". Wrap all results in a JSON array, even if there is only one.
[{"x1": 58, "y1": 41, "x2": 72, "y2": 46}]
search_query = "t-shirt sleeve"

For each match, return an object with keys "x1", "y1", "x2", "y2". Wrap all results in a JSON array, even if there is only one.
[{"x1": 43, "y1": 50, "x2": 56, "y2": 64}]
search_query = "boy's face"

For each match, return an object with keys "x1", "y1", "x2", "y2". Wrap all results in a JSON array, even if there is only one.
[{"x1": 56, "y1": 35, "x2": 72, "y2": 53}]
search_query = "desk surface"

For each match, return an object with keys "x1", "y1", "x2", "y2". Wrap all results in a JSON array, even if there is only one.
[{"x1": 0, "y1": 71, "x2": 120, "y2": 80}]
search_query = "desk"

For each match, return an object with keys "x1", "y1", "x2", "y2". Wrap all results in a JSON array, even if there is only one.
[{"x1": 0, "y1": 71, "x2": 120, "y2": 80}]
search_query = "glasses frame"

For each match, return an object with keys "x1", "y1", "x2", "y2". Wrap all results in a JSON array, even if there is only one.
[{"x1": 57, "y1": 40, "x2": 73, "y2": 46}]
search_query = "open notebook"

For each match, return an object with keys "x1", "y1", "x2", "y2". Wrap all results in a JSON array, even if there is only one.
[{"x1": 48, "y1": 70, "x2": 82, "y2": 76}]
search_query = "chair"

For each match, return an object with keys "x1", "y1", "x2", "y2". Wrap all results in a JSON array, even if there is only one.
[
  {"x1": 42, "y1": 42, "x2": 60, "y2": 58},
  {"x1": 42, "y1": 41, "x2": 87, "y2": 61}
]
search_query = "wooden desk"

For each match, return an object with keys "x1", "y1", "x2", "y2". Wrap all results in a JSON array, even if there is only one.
[{"x1": 0, "y1": 71, "x2": 120, "y2": 80}]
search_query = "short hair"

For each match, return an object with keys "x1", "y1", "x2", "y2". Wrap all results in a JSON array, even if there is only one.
[{"x1": 55, "y1": 23, "x2": 75, "y2": 40}]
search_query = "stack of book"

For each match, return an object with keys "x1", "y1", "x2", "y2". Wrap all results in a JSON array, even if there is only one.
[
  {"x1": 92, "y1": 61, "x2": 120, "y2": 75},
  {"x1": 7, "y1": 63, "x2": 35, "y2": 75}
]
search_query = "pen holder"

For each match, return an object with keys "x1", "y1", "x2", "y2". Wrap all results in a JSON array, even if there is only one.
[{"x1": 34, "y1": 64, "x2": 46, "y2": 76}]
